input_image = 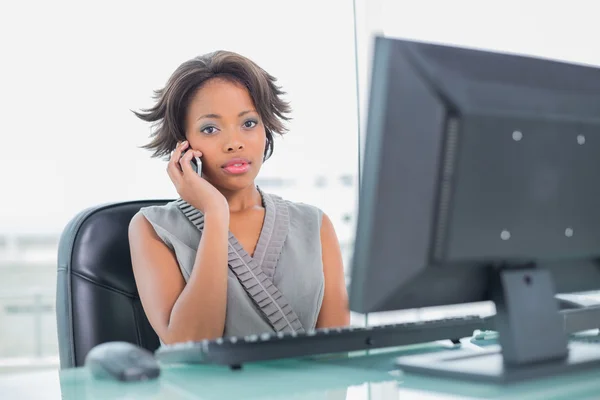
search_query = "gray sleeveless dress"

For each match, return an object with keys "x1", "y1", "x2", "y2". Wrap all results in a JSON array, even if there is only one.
[{"x1": 138, "y1": 188, "x2": 325, "y2": 339}]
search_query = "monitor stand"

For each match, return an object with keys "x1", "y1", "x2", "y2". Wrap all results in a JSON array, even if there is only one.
[{"x1": 395, "y1": 266, "x2": 600, "y2": 383}]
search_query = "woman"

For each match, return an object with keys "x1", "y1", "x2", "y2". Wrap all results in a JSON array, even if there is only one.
[{"x1": 128, "y1": 50, "x2": 350, "y2": 345}]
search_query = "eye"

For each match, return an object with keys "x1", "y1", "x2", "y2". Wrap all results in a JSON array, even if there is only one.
[
  {"x1": 243, "y1": 119, "x2": 258, "y2": 129},
  {"x1": 201, "y1": 125, "x2": 218, "y2": 135}
]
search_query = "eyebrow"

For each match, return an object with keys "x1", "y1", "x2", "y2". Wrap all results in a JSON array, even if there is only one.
[{"x1": 197, "y1": 110, "x2": 256, "y2": 121}]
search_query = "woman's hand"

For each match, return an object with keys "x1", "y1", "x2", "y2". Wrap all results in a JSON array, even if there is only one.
[{"x1": 167, "y1": 141, "x2": 228, "y2": 215}]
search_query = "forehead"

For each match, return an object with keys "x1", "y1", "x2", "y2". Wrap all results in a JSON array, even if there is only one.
[{"x1": 187, "y1": 78, "x2": 255, "y2": 115}]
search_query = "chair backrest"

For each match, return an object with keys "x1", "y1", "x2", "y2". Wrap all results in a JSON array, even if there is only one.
[{"x1": 55, "y1": 199, "x2": 172, "y2": 368}]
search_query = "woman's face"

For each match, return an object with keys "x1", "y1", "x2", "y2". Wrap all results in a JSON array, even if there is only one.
[{"x1": 184, "y1": 78, "x2": 266, "y2": 192}]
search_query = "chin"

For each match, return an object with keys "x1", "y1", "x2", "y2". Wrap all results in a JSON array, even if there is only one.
[{"x1": 213, "y1": 174, "x2": 257, "y2": 192}]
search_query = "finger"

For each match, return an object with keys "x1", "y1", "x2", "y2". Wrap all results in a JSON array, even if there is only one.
[
  {"x1": 170, "y1": 140, "x2": 187, "y2": 161},
  {"x1": 169, "y1": 141, "x2": 188, "y2": 171},
  {"x1": 167, "y1": 142, "x2": 186, "y2": 182},
  {"x1": 179, "y1": 145, "x2": 196, "y2": 175}
]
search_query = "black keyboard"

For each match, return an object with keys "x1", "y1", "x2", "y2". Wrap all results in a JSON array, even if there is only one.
[{"x1": 154, "y1": 315, "x2": 491, "y2": 368}]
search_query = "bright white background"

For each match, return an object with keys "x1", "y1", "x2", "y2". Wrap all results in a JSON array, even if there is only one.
[
  {"x1": 0, "y1": 0, "x2": 360, "y2": 366},
  {"x1": 0, "y1": 0, "x2": 359, "y2": 235},
  {"x1": 1, "y1": 0, "x2": 600, "y2": 375}
]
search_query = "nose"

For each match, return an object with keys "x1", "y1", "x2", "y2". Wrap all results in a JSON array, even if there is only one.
[{"x1": 223, "y1": 132, "x2": 245, "y2": 153}]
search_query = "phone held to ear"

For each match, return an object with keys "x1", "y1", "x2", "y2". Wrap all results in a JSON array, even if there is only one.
[
  {"x1": 194, "y1": 156, "x2": 203, "y2": 177},
  {"x1": 181, "y1": 148, "x2": 203, "y2": 177}
]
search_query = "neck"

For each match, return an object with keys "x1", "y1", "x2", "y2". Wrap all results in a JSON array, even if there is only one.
[{"x1": 220, "y1": 184, "x2": 262, "y2": 213}]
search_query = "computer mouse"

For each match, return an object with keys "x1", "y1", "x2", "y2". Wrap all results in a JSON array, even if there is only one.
[{"x1": 84, "y1": 341, "x2": 160, "y2": 382}]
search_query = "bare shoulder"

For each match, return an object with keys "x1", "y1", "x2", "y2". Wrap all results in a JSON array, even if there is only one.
[
  {"x1": 319, "y1": 211, "x2": 342, "y2": 262},
  {"x1": 128, "y1": 211, "x2": 169, "y2": 262},
  {"x1": 134, "y1": 202, "x2": 183, "y2": 226},
  {"x1": 128, "y1": 211, "x2": 154, "y2": 240},
  {"x1": 128, "y1": 201, "x2": 186, "y2": 244},
  {"x1": 319, "y1": 212, "x2": 336, "y2": 233}
]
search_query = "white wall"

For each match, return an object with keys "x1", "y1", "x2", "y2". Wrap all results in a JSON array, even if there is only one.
[{"x1": 0, "y1": 0, "x2": 359, "y2": 235}]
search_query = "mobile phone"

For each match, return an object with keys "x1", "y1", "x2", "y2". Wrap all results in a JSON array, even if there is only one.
[
  {"x1": 194, "y1": 156, "x2": 203, "y2": 177},
  {"x1": 180, "y1": 148, "x2": 203, "y2": 177}
]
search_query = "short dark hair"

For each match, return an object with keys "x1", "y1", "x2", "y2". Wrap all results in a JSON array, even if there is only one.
[{"x1": 133, "y1": 51, "x2": 292, "y2": 160}]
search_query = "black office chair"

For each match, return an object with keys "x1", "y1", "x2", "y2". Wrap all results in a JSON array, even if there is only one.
[{"x1": 55, "y1": 199, "x2": 172, "y2": 368}]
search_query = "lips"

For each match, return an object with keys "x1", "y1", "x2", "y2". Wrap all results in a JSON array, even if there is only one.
[{"x1": 221, "y1": 158, "x2": 251, "y2": 175}]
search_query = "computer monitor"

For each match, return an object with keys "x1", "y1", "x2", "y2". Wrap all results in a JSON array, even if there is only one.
[{"x1": 349, "y1": 36, "x2": 600, "y2": 383}]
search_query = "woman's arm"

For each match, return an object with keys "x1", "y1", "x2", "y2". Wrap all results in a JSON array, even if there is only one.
[
  {"x1": 129, "y1": 209, "x2": 230, "y2": 344},
  {"x1": 316, "y1": 212, "x2": 351, "y2": 328}
]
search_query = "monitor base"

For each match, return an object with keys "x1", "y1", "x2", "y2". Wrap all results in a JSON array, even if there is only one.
[{"x1": 396, "y1": 342, "x2": 600, "y2": 384}]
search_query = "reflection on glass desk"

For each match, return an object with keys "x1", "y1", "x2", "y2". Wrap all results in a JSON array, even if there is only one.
[{"x1": 3, "y1": 342, "x2": 600, "y2": 400}]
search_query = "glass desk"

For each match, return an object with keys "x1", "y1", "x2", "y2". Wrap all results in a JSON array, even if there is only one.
[{"x1": 2, "y1": 343, "x2": 600, "y2": 399}]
